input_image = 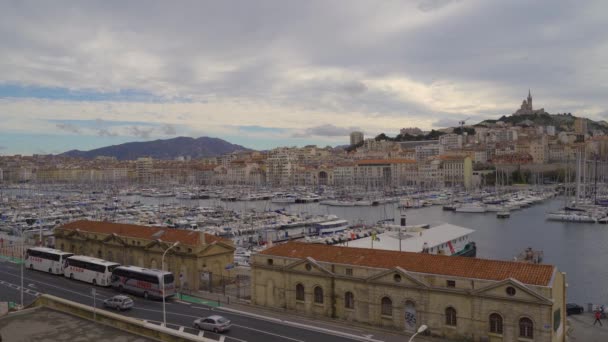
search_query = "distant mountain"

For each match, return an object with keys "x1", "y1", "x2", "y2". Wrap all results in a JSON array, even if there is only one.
[{"x1": 61, "y1": 136, "x2": 252, "y2": 160}]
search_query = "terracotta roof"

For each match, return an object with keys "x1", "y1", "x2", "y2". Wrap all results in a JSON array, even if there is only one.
[
  {"x1": 356, "y1": 159, "x2": 416, "y2": 165},
  {"x1": 57, "y1": 220, "x2": 228, "y2": 246},
  {"x1": 259, "y1": 242, "x2": 555, "y2": 286}
]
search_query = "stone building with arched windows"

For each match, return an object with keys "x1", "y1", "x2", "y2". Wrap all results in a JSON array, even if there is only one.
[
  {"x1": 54, "y1": 220, "x2": 235, "y2": 290},
  {"x1": 252, "y1": 242, "x2": 566, "y2": 342}
]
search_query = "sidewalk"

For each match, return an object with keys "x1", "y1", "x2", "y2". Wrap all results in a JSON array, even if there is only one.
[
  {"x1": 174, "y1": 290, "x2": 446, "y2": 342},
  {"x1": 568, "y1": 312, "x2": 608, "y2": 341}
]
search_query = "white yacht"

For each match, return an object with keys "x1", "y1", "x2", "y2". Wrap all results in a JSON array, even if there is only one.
[{"x1": 455, "y1": 203, "x2": 486, "y2": 213}]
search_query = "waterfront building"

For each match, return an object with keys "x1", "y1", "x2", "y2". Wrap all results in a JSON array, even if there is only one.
[
  {"x1": 333, "y1": 163, "x2": 355, "y2": 187},
  {"x1": 136, "y1": 157, "x2": 153, "y2": 184},
  {"x1": 439, "y1": 155, "x2": 473, "y2": 189},
  {"x1": 266, "y1": 149, "x2": 298, "y2": 186},
  {"x1": 350, "y1": 131, "x2": 364, "y2": 146},
  {"x1": 54, "y1": 220, "x2": 235, "y2": 290},
  {"x1": 252, "y1": 242, "x2": 566, "y2": 341},
  {"x1": 354, "y1": 159, "x2": 417, "y2": 188}
]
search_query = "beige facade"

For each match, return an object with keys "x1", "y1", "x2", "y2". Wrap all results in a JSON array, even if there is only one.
[
  {"x1": 252, "y1": 242, "x2": 566, "y2": 342},
  {"x1": 54, "y1": 220, "x2": 235, "y2": 290}
]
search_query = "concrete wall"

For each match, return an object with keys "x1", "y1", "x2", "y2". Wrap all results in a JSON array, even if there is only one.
[{"x1": 30, "y1": 294, "x2": 213, "y2": 342}]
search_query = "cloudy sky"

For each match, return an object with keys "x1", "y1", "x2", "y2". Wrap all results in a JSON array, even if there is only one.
[{"x1": 1, "y1": 0, "x2": 607, "y2": 154}]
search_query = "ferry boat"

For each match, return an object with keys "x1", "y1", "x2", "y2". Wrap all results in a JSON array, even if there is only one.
[
  {"x1": 455, "y1": 203, "x2": 486, "y2": 213},
  {"x1": 315, "y1": 219, "x2": 349, "y2": 235},
  {"x1": 345, "y1": 223, "x2": 477, "y2": 257}
]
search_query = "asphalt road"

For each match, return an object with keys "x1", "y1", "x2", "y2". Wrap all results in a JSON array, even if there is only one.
[{"x1": 0, "y1": 259, "x2": 373, "y2": 342}]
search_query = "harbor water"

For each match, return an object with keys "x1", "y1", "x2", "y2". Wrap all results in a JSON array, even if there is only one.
[
  {"x1": 2, "y1": 187, "x2": 602, "y2": 305},
  {"x1": 138, "y1": 195, "x2": 601, "y2": 305}
]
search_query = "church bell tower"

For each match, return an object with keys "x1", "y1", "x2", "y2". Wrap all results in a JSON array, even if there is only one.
[{"x1": 527, "y1": 89, "x2": 533, "y2": 110}]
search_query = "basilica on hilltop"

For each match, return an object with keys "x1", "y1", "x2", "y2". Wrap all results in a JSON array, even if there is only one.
[{"x1": 513, "y1": 90, "x2": 546, "y2": 116}]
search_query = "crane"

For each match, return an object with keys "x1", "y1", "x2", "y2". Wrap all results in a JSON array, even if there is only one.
[{"x1": 458, "y1": 117, "x2": 471, "y2": 127}]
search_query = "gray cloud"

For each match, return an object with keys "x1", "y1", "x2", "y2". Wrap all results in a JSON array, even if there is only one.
[
  {"x1": 55, "y1": 123, "x2": 82, "y2": 134},
  {"x1": 294, "y1": 124, "x2": 361, "y2": 138},
  {"x1": 417, "y1": 0, "x2": 461, "y2": 12},
  {"x1": 97, "y1": 128, "x2": 117, "y2": 137},
  {"x1": 160, "y1": 123, "x2": 177, "y2": 135},
  {"x1": 128, "y1": 126, "x2": 153, "y2": 139},
  {"x1": 1, "y1": 0, "x2": 607, "y2": 133},
  {"x1": 0, "y1": 146, "x2": 6, "y2": 150}
]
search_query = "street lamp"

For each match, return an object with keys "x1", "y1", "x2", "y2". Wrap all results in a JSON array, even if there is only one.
[
  {"x1": 161, "y1": 241, "x2": 179, "y2": 327},
  {"x1": 408, "y1": 324, "x2": 428, "y2": 342}
]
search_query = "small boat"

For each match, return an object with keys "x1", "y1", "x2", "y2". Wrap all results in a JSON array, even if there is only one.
[
  {"x1": 497, "y1": 211, "x2": 510, "y2": 219},
  {"x1": 515, "y1": 247, "x2": 543, "y2": 264}
]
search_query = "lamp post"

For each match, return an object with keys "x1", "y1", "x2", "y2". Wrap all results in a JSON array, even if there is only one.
[
  {"x1": 162, "y1": 241, "x2": 179, "y2": 327},
  {"x1": 408, "y1": 324, "x2": 428, "y2": 342}
]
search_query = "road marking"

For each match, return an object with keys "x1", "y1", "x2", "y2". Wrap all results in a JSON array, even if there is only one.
[
  {"x1": 232, "y1": 324, "x2": 304, "y2": 342},
  {"x1": 0, "y1": 269, "x2": 111, "y2": 300},
  {"x1": 219, "y1": 307, "x2": 384, "y2": 342},
  {"x1": 192, "y1": 306, "x2": 210, "y2": 310},
  {"x1": 174, "y1": 300, "x2": 191, "y2": 305}
]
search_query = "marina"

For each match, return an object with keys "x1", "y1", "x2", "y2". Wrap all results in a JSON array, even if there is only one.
[{"x1": 0, "y1": 184, "x2": 607, "y2": 305}]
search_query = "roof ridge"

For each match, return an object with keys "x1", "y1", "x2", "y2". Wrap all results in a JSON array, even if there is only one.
[{"x1": 259, "y1": 242, "x2": 554, "y2": 286}]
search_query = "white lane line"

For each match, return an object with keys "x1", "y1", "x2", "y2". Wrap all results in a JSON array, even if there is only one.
[
  {"x1": 191, "y1": 306, "x2": 210, "y2": 310},
  {"x1": 0, "y1": 270, "x2": 111, "y2": 300},
  {"x1": 174, "y1": 300, "x2": 191, "y2": 305},
  {"x1": 232, "y1": 324, "x2": 304, "y2": 342},
  {"x1": 218, "y1": 307, "x2": 383, "y2": 342}
]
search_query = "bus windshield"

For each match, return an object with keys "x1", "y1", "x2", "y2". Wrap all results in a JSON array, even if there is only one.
[{"x1": 164, "y1": 274, "x2": 174, "y2": 284}]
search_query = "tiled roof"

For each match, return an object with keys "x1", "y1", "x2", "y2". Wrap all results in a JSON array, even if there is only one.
[
  {"x1": 356, "y1": 159, "x2": 416, "y2": 165},
  {"x1": 259, "y1": 242, "x2": 555, "y2": 286},
  {"x1": 57, "y1": 220, "x2": 227, "y2": 246}
]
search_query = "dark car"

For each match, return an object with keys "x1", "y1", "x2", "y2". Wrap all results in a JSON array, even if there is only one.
[{"x1": 566, "y1": 303, "x2": 584, "y2": 315}]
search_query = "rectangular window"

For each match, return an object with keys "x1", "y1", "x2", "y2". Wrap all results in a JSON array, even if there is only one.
[
  {"x1": 447, "y1": 280, "x2": 456, "y2": 288},
  {"x1": 267, "y1": 258, "x2": 273, "y2": 266},
  {"x1": 345, "y1": 268, "x2": 353, "y2": 276}
]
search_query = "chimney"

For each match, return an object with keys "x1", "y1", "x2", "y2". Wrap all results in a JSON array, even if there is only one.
[{"x1": 199, "y1": 231, "x2": 207, "y2": 246}]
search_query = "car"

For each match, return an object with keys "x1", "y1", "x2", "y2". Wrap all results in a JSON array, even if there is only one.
[
  {"x1": 193, "y1": 315, "x2": 232, "y2": 333},
  {"x1": 103, "y1": 295, "x2": 134, "y2": 311},
  {"x1": 566, "y1": 303, "x2": 584, "y2": 315}
]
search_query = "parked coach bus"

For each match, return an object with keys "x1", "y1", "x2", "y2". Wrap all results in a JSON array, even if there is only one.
[
  {"x1": 25, "y1": 247, "x2": 73, "y2": 274},
  {"x1": 64, "y1": 255, "x2": 120, "y2": 286},
  {"x1": 111, "y1": 265, "x2": 175, "y2": 299}
]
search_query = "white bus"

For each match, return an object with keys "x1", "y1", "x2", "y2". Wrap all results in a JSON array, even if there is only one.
[
  {"x1": 25, "y1": 247, "x2": 73, "y2": 275},
  {"x1": 111, "y1": 265, "x2": 175, "y2": 299},
  {"x1": 64, "y1": 255, "x2": 120, "y2": 287}
]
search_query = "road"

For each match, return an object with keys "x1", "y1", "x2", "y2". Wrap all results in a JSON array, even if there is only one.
[{"x1": 0, "y1": 259, "x2": 378, "y2": 342}]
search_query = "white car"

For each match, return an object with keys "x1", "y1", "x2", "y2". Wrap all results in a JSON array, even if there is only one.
[
  {"x1": 193, "y1": 315, "x2": 231, "y2": 333},
  {"x1": 103, "y1": 295, "x2": 134, "y2": 311}
]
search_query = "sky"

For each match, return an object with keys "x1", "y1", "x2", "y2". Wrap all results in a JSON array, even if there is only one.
[{"x1": 1, "y1": 0, "x2": 607, "y2": 155}]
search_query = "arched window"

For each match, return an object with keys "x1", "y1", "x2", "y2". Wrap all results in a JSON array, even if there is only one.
[
  {"x1": 295, "y1": 284, "x2": 305, "y2": 301},
  {"x1": 344, "y1": 292, "x2": 354, "y2": 309},
  {"x1": 314, "y1": 286, "x2": 324, "y2": 304},
  {"x1": 445, "y1": 307, "x2": 457, "y2": 326},
  {"x1": 381, "y1": 297, "x2": 392, "y2": 316},
  {"x1": 489, "y1": 313, "x2": 503, "y2": 334},
  {"x1": 519, "y1": 317, "x2": 533, "y2": 338}
]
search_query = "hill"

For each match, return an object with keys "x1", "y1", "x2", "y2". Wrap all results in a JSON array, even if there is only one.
[
  {"x1": 61, "y1": 136, "x2": 251, "y2": 160},
  {"x1": 476, "y1": 113, "x2": 608, "y2": 133}
]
